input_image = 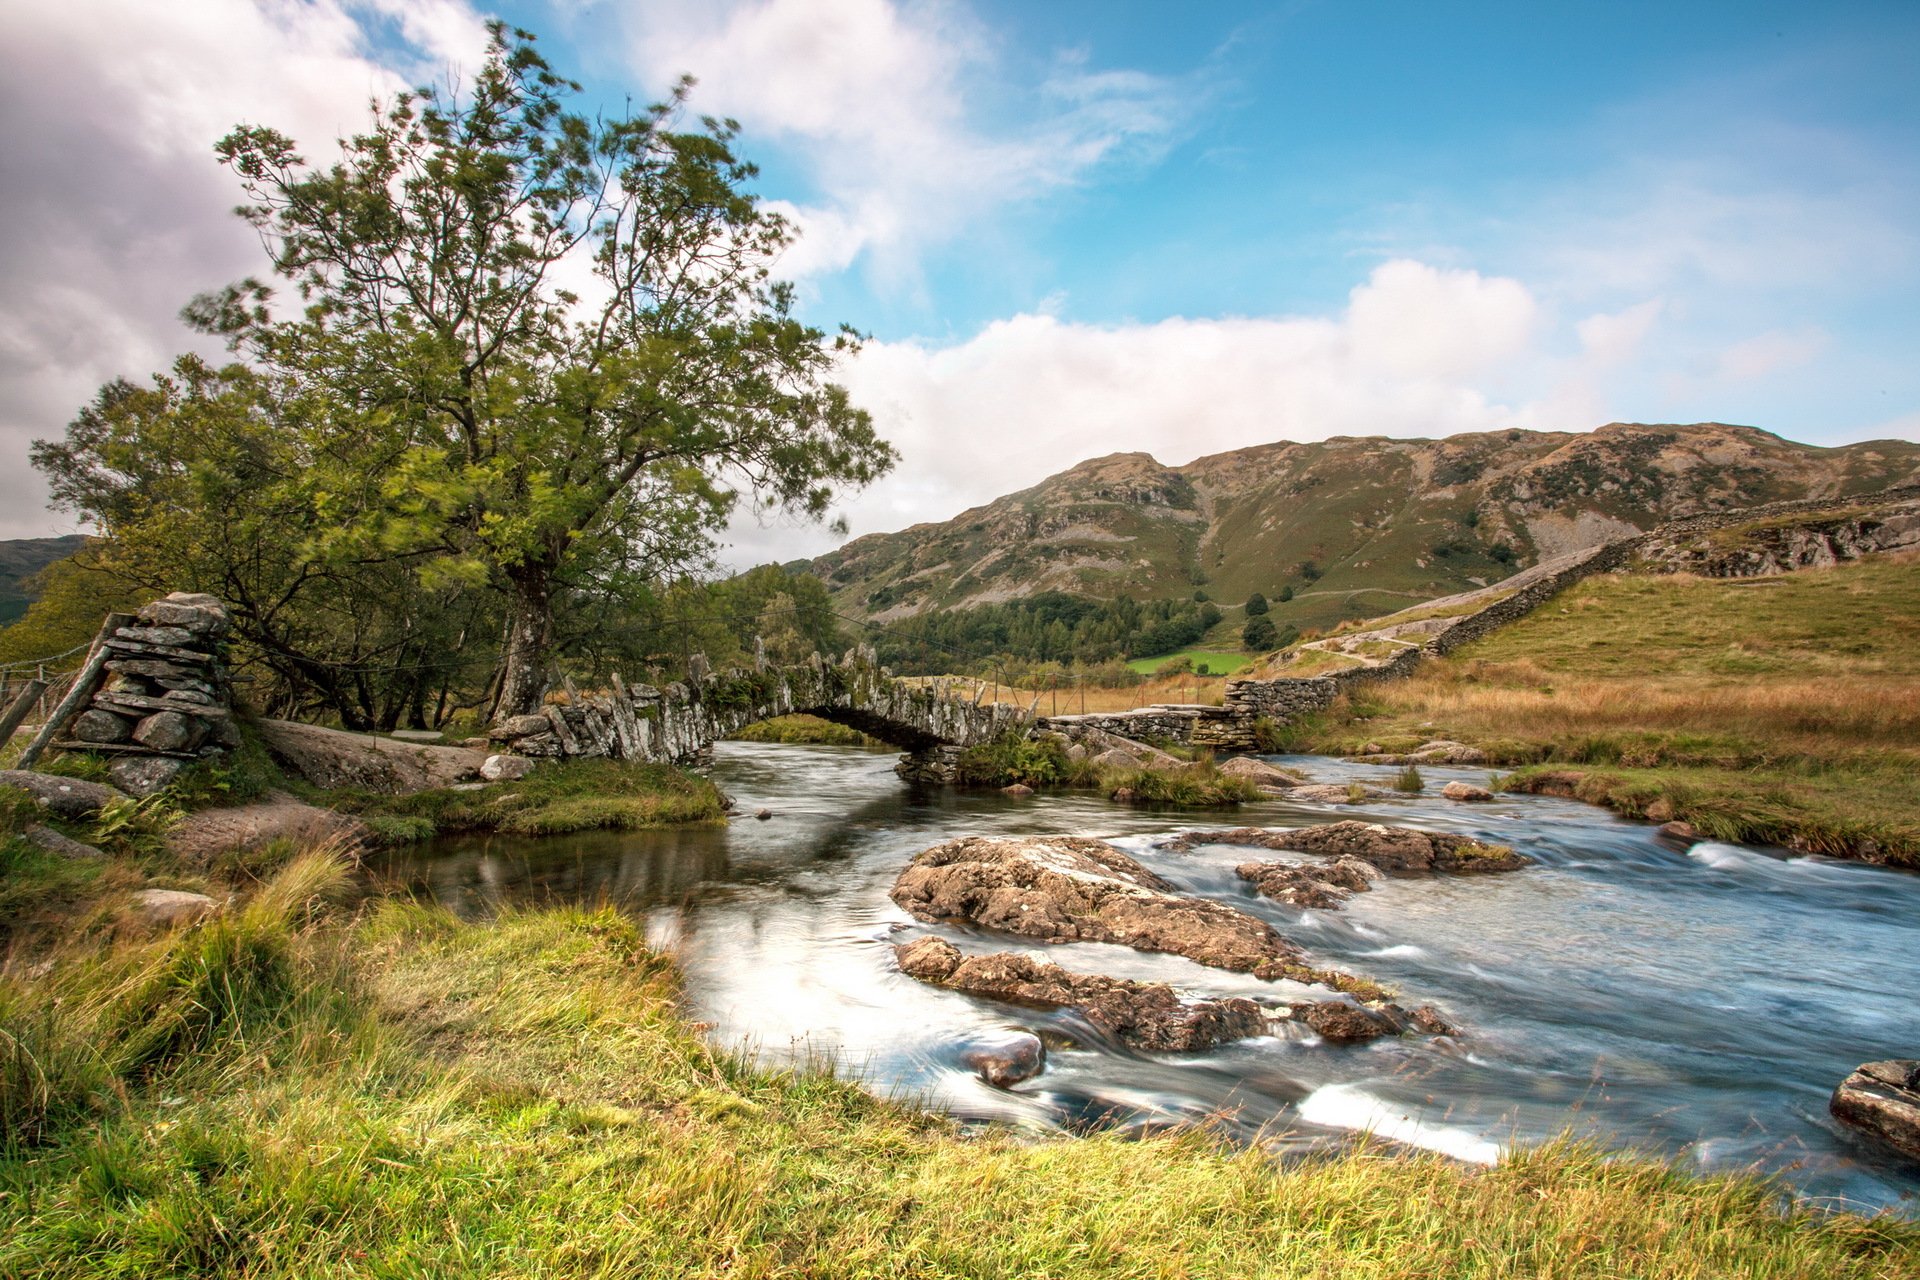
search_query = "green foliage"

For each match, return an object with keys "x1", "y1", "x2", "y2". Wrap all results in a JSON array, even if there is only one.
[
  {"x1": 1393, "y1": 764, "x2": 1425, "y2": 793},
  {"x1": 953, "y1": 736, "x2": 1070, "y2": 788},
  {"x1": 728, "y1": 715, "x2": 884, "y2": 747},
  {"x1": 1245, "y1": 592, "x2": 1269, "y2": 616},
  {"x1": 1243, "y1": 616, "x2": 1279, "y2": 650},
  {"x1": 873, "y1": 591, "x2": 1220, "y2": 674},
  {"x1": 36, "y1": 24, "x2": 893, "y2": 723},
  {"x1": 1276, "y1": 584, "x2": 1294, "y2": 603}
]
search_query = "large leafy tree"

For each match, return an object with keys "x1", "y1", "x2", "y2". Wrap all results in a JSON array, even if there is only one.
[{"x1": 190, "y1": 24, "x2": 892, "y2": 719}]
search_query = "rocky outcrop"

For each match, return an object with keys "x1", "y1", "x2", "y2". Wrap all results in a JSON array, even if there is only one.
[
  {"x1": 1352, "y1": 740, "x2": 1490, "y2": 766},
  {"x1": 1639, "y1": 497, "x2": 1920, "y2": 578},
  {"x1": 257, "y1": 720, "x2": 487, "y2": 793},
  {"x1": 890, "y1": 835, "x2": 1314, "y2": 982},
  {"x1": 1830, "y1": 1060, "x2": 1920, "y2": 1164},
  {"x1": 1236, "y1": 856, "x2": 1381, "y2": 909},
  {"x1": 165, "y1": 792, "x2": 374, "y2": 863},
  {"x1": 900, "y1": 938, "x2": 1266, "y2": 1052},
  {"x1": 1166, "y1": 822, "x2": 1528, "y2": 873},
  {"x1": 55, "y1": 593, "x2": 242, "y2": 796},
  {"x1": 1216, "y1": 756, "x2": 1303, "y2": 789},
  {"x1": 0, "y1": 769, "x2": 126, "y2": 819},
  {"x1": 898, "y1": 938, "x2": 1451, "y2": 1049}
]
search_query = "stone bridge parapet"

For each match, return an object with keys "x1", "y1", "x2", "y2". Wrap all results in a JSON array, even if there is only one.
[{"x1": 489, "y1": 645, "x2": 1029, "y2": 781}]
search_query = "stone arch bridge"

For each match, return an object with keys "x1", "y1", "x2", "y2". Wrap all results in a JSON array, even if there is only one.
[{"x1": 488, "y1": 646, "x2": 1030, "y2": 781}]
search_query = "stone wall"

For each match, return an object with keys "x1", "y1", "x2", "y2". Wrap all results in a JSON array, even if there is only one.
[{"x1": 56, "y1": 593, "x2": 240, "y2": 795}]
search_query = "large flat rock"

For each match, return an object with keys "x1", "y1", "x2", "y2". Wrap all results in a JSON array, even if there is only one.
[
  {"x1": 890, "y1": 834, "x2": 1307, "y2": 980},
  {"x1": 0, "y1": 769, "x2": 127, "y2": 819},
  {"x1": 256, "y1": 720, "x2": 487, "y2": 793},
  {"x1": 167, "y1": 791, "x2": 374, "y2": 862},
  {"x1": 1831, "y1": 1059, "x2": 1920, "y2": 1164}
]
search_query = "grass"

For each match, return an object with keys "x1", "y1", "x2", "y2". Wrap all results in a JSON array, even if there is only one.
[
  {"x1": 317, "y1": 758, "x2": 728, "y2": 842},
  {"x1": 1126, "y1": 649, "x2": 1254, "y2": 677},
  {"x1": 2, "y1": 853, "x2": 1914, "y2": 1278},
  {"x1": 728, "y1": 714, "x2": 889, "y2": 748},
  {"x1": 1296, "y1": 554, "x2": 1920, "y2": 864},
  {"x1": 954, "y1": 735, "x2": 1262, "y2": 807}
]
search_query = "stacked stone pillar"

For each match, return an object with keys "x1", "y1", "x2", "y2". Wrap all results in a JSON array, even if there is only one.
[{"x1": 58, "y1": 593, "x2": 239, "y2": 795}]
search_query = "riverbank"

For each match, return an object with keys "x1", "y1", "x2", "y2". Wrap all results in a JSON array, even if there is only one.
[
  {"x1": 4, "y1": 848, "x2": 1913, "y2": 1278},
  {"x1": 1288, "y1": 555, "x2": 1920, "y2": 866}
]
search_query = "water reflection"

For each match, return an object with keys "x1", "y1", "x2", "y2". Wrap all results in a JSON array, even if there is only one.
[{"x1": 376, "y1": 741, "x2": 1920, "y2": 1216}]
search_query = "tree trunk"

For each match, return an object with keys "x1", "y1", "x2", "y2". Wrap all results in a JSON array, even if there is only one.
[{"x1": 495, "y1": 565, "x2": 556, "y2": 722}]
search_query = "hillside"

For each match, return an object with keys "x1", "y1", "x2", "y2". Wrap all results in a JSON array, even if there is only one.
[
  {"x1": 1291, "y1": 548, "x2": 1920, "y2": 865},
  {"x1": 812, "y1": 423, "x2": 1920, "y2": 635},
  {"x1": 0, "y1": 534, "x2": 87, "y2": 626}
]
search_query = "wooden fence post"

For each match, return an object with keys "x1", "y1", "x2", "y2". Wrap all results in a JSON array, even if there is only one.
[
  {"x1": 0, "y1": 678, "x2": 49, "y2": 747},
  {"x1": 15, "y1": 612, "x2": 134, "y2": 770}
]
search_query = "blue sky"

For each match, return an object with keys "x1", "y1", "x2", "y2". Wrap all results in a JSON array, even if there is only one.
[{"x1": 3, "y1": 1, "x2": 1917, "y2": 560}]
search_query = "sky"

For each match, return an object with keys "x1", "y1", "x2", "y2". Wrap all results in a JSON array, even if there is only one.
[{"x1": 3, "y1": 0, "x2": 1917, "y2": 569}]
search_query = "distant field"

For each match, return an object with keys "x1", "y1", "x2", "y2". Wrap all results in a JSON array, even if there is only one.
[{"x1": 1126, "y1": 649, "x2": 1252, "y2": 676}]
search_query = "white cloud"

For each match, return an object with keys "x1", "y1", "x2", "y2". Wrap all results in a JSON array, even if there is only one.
[
  {"x1": 1712, "y1": 328, "x2": 1828, "y2": 382},
  {"x1": 722, "y1": 259, "x2": 1557, "y2": 567},
  {"x1": 1576, "y1": 299, "x2": 1663, "y2": 368},
  {"x1": 616, "y1": 0, "x2": 1185, "y2": 288},
  {"x1": 0, "y1": 0, "x2": 488, "y2": 538}
]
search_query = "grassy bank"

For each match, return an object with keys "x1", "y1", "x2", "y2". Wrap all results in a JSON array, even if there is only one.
[
  {"x1": 3, "y1": 853, "x2": 1913, "y2": 1278},
  {"x1": 1296, "y1": 555, "x2": 1920, "y2": 864},
  {"x1": 728, "y1": 714, "x2": 889, "y2": 748},
  {"x1": 313, "y1": 759, "x2": 729, "y2": 843}
]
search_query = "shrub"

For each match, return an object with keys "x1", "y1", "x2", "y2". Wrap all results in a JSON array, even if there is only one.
[
  {"x1": 1245, "y1": 593, "x2": 1269, "y2": 616},
  {"x1": 1243, "y1": 617, "x2": 1279, "y2": 651},
  {"x1": 1393, "y1": 764, "x2": 1424, "y2": 793},
  {"x1": 1277, "y1": 584, "x2": 1294, "y2": 602},
  {"x1": 954, "y1": 736, "x2": 1069, "y2": 788}
]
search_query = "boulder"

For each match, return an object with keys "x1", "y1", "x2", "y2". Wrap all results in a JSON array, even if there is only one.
[
  {"x1": 1657, "y1": 820, "x2": 1703, "y2": 845},
  {"x1": 130, "y1": 888, "x2": 219, "y2": 928},
  {"x1": 1236, "y1": 856, "x2": 1381, "y2": 910},
  {"x1": 1089, "y1": 747, "x2": 1147, "y2": 772},
  {"x1": 891, "y1": 835, "x2": 1313, "y2": 981},
  {"x1": 166, "y1": 792, "x2": 374, "y2": 863},
  {"x1": 257, "y1": 719, "x2": 487, "y2": 793},
  {"x1": 480, "y1": 753, "x2": 535, "y2": 782},
  {"x1": 1217, "y1": 756, "x2": 1302, "y2": 788},
  {"x1": 754, "y1": 808, "x2": 773, "y2": 821},
  {"x1": 957, "y1": 1029, "x2": 1047, "y2": 1088},
  {"x1": 897, "y1": 938, "x2": 1268, "y2": 1052},
  {"x1": 1000, "y1": 783, "x2": 1034, "y2": 796},
  {"x1": 69, "y1": 709, "x2": 135, "y2": 745},
  {"x1": 133, "y1": 710, "x2": 206, "y2": 753},
  {"x1": 109, "y1": 756, "x2": 187, "y2": 797},
  {"x1": 23, "y1": 825, "x2": 104, "y2": 859},
  {"x1": 1410, "y1": 740, "x2": 1488, "y2": 765},
  {"x1": 1441, "y1": 781, "x2": 1495, "y2": 803},
  {"x1": 1168, "y1": 822, "x2": 1527, "y2": 874},
  {"x1": 0, "y1": 769, "x2": 127, "y2": 819},
  {"x1": 1830, "y1": 1060, "x2": 1920, "y2": 1163}
]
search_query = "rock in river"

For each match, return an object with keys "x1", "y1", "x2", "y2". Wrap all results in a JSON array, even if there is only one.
[
  {"x1": 1236, "y1": 856, "x2": 1382, "y2": 910},
  {"x1": 890, "y1": 835, "x2": 1313, "y2": 981},
  {"x1": 957, "y1": 1029, "x2": 1047, "y2": 1087},
  {"x1": 1831, "y1": 1059, "x2": 1920, "y2": 1164},
  {"x1": 898, "y1": 937, "x2": 1268, "y2": 1052},
  {"x1": 1167, "y1": 821, "x2": 1528, "y2": 874}
]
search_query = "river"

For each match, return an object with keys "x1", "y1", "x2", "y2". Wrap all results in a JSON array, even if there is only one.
[{"x1": 372, "y1": 741, "x2": 1920, "y2": 1217}]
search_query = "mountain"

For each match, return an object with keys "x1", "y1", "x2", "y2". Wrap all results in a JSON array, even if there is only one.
[
  {"x1": 0, "y1": 535, "x2": 88, "y2": 627},
  {"x1": 811, "y1": 423, "x2": 1920, "y2": 635}
]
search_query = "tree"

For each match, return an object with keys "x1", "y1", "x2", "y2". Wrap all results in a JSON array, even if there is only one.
[
  {"x1": 193, "y1": 25, "x2": 893, "y2": 720},
  {"x1": 1277, "y1": 584, "x2": 1294, "y2": 603},
  {"x1": 1245, "y1": 592, "x2": 1269, "y2": 616},
  {"x1": 1243, "y1": 616, "x2": 1278, "y2": 651}
]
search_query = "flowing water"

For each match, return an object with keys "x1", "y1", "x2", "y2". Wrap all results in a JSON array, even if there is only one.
[{"x1": 374, "y1": 741, "x2": 1920, "y2": 1216}]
